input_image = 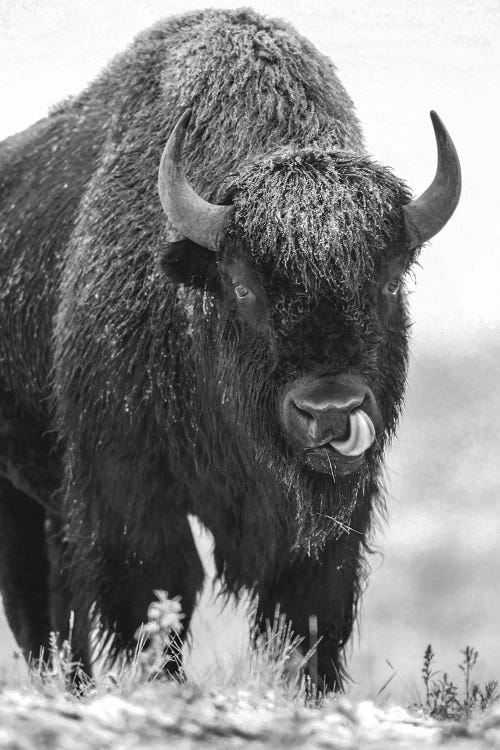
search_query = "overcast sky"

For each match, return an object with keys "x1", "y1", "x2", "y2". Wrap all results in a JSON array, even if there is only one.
[{"x1": 1, "y1": 0, "x2": 499, "y2": 337}]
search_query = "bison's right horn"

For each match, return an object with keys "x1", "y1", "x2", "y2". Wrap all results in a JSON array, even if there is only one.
[
  {"x1": 158, "y1": 109, "x2": 234, "y2": 252},
  {"x1": 404, "y1": 111, "x2": 461, "y2": 249}
]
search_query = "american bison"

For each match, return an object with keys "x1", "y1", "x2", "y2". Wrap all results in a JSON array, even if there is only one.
[{"x1": 0, "y1": 9, "x2": 460, "y2": 690}]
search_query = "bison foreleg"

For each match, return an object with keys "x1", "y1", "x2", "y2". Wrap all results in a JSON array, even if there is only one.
[
  {"x1": 91, "y1": 514, "x2": 205, "y2": 677},
  {"x1": 255, "y1": 533, "x2": 364, "y2": 693},
  {"x1": 0, "y1": 477, "x2": 52, "y2": 665},
  {"x1": 45, "y1": 515, "x2": 93, "y2": 680}
]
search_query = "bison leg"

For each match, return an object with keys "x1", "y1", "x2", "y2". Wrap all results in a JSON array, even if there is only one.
[
  {"x1": 0, "y1": 477, "x2": 52, "y2": 663},
  {"x1": 100, "y1": 515, "x2": 204, "y2": 676},
  {"x1": 256, "y1": 535, "x2": 363, "y2": 692},
  {"x1": 45, "y1": 515, "x2": 93, "y2": 678}
]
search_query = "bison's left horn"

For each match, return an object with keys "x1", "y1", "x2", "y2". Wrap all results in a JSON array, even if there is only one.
[
  {"x1": 158, "y1": 109, "x2": 234, "y2": 252},
  {"x1": 404, "y1": 111, "x2": 461, "y2": 249}
]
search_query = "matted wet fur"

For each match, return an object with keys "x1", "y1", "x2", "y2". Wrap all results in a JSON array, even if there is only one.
[{"x1": 1, "y1": 9, "x2": 421, "y2": 689}]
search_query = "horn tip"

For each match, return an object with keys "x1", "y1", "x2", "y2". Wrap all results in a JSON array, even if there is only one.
[
  {"x1": 176, "y1": 108, "x2": 192, "y2": 132},
  {"x1": 429, "y1": 110, "x2": 444, "y2": 132}
]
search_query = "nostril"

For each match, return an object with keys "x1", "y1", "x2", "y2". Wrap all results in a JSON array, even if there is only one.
[
  {"x1": 293, "y1": 402, "x2": 312, "y2": 421},
  {"x1": 289, "y1": 400, "x2": 315, "y2": 432},
  {"x1": 290, "y1": 399, "x2": 324, "y2": 434},
  {"x1": 282, "y1": 398, "x2": 320, "y2": 446}
]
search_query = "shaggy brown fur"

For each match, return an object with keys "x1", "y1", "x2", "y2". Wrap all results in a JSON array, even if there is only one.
[{"x1": 0, "y1": 9, "x2": 421, "y2": 689}]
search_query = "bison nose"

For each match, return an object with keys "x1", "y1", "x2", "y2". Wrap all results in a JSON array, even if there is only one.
[{"x1": 283, "y1": 380, "x2": 366, "y2": 447}]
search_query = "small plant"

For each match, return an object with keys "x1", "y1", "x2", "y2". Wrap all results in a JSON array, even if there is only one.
[
  {"x1": 132, "y1": 590, "x2": 185, "y2": 682},
  {"x1": 28, "y1": 612, "x2": 92, "y2": 695},
  {"x1": 420, "y1": 644, "x2": 499, "y2": 721}
]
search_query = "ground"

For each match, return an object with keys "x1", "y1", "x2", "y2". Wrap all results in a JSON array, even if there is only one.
[{"x1": 0, "y1": 684, "x2": 499, "y2": 749}]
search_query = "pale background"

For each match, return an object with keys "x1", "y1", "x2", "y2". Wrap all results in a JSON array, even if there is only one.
[{"x1": 0, "y1": 0, "x2": 499, "y2": 701}]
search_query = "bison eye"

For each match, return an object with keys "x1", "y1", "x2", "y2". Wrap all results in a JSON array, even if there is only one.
[
  {"x1": 384, "y1": 280, "x2": 401, "y2": 296},
  {"x1": 234, "y1": 284, "x2": 254, "y2": 301}
]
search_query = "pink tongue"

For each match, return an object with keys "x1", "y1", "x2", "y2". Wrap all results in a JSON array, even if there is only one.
[{"x1": 329, "y1": 410, "x2": 375, "y2": 457}]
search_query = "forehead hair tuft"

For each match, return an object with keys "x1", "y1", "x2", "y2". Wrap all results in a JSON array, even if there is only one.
[{"x1": 224, "y1": 148, "x2": 412, "y2": 294}]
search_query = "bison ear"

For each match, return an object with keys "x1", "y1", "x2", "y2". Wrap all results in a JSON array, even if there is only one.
[{"x1": 159, "y1": 239, "x2": 220, "y2": 293}]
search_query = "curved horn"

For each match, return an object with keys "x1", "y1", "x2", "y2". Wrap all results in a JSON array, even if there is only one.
[
  {"x1": 158, "y1": 109, "x2": 233, "y2": 251},
  {"x1": 404, "y1": 111, "x2": 461, "y2": 249}
]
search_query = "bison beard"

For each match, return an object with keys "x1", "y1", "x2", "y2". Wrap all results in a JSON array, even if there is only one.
[{"x1": 0, "y1": 9, "x2": 460, "y2": 690}]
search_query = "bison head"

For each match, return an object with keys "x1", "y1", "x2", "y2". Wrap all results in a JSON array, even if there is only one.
[{"x1": 157, "y1": 110, "x2": 460, "y2": 544}]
